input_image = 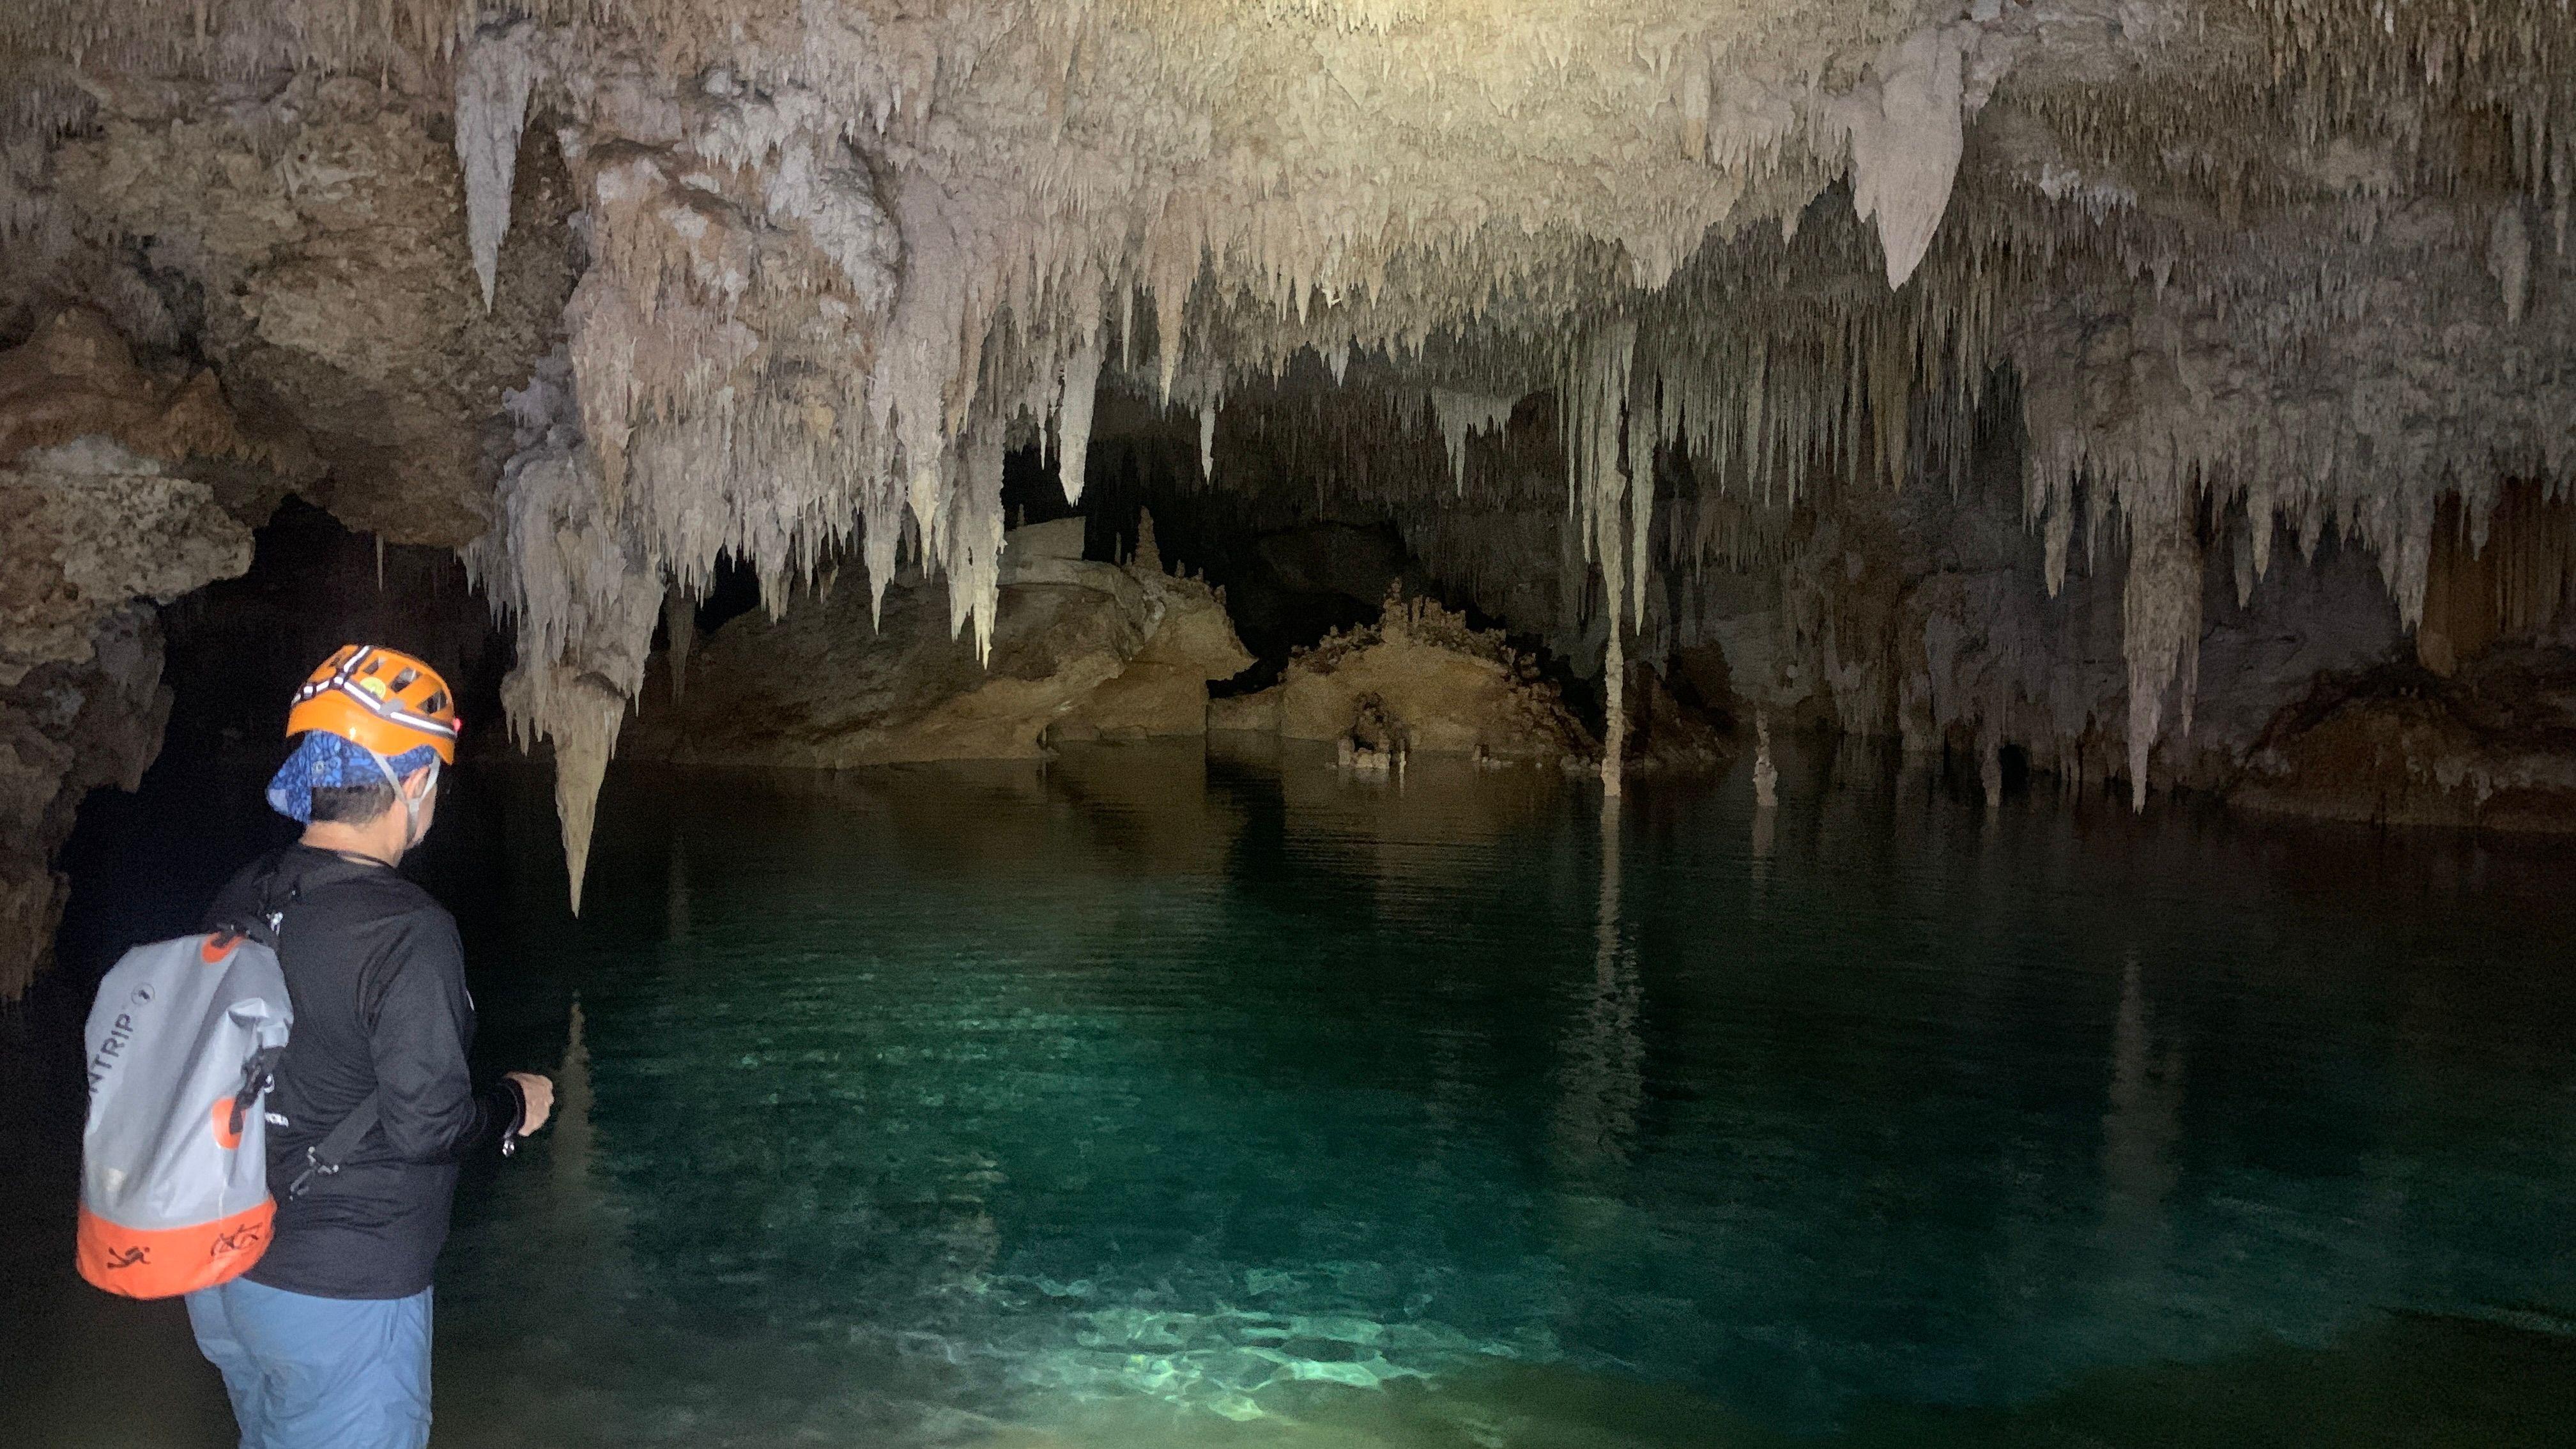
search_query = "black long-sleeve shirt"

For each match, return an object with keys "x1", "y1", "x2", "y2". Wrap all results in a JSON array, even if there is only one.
[{"x1": 206, "y1": 845, "x2": 521, "y2": 1299}]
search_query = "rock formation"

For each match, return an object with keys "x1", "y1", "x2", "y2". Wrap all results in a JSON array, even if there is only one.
[
  {"x1": 2234, "y1": 648, "x2": 2576, "y2": 833},
  {"x1": 1213, "y1": 592, "x2": 1590, "y2": 768},
  {"x1": 19, "y1": 71, "x2": 571, "y2": 545},
  {"x1": 0, "y1": 312, "x2": 265, "y2": 994},
  {"x1": 620, "y1": 518, "x2": 1250, "y2": 769}
]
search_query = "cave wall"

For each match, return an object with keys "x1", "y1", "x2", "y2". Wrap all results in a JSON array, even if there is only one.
[
  {"x1": 0, "y1": 312, "x2": 262, "y2": 996},
  {"x1": 0, "y1": 61, "x2": 571, "y2": 991},
  {"x1": 8, "y1": 70, "x2": 577, "y2": 545},
  {"x1": 1091, "y1": 359, "x2": 2432, "y2": 808}
]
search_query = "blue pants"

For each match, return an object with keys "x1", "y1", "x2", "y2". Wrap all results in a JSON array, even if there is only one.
[{"x1": 185, "y1": 1277, "x2": 433, "y2": 1449}]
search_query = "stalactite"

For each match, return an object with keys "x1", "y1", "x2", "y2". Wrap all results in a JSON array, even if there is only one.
[
  {"x1": 1602, "y1": 624, "x2": 1626, "y2": 799},
  {"x1": 2120, "y1": 503, "x2": 2204, "y2": 812},
  {"x1": 454, "y1": 21, "x2": 542, "y2": 312},
  {"x1": 663, "y1": 585, "x2": 695, "y2": 705},
  {"x1": 1427, "y1": 388, "x2": 1513, "y2": 496},
  {"x1": 2418, "y1": 481, "x2": 2576, "y2": 674},
  {"x1": 1056, "y1": 337, "x2": 1103, "y2": 504},
  {"x1": 464, "y1": 355, "x2": 664, "y2": 912},
  {"x1": 2491, "y1": 203, "x2": 2533, "y2": 325},
  {"x1": 7, "y1": 0, "x2": 2564, "y2": 880},
  {"x1": 1835, "y1": 26, "x2": 1973, "y2": 289},
  {"x1": 1753, "y1": 712, "x2": 1779, "y2": 809},
  {"x1": 1565, "y1": 321, "x2": 1637, "y2": 638}
]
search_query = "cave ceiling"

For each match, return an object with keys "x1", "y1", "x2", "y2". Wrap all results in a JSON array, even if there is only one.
[{"x1": 1, "y1": 0, "x2": 2568, "y2": 894}]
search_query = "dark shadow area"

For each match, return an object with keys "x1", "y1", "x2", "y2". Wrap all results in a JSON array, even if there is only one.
[{"x1": 7, "y1": 498, "x2": 528, "y2": 1447}]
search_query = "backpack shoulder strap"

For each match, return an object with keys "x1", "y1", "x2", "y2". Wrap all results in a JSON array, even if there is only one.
[
  {"x1": 213, "y1": 849, "x2": 296, "y2": 949},
  {"x1": 247, "y1": 847, "x2": 385, "y2": 1200}
]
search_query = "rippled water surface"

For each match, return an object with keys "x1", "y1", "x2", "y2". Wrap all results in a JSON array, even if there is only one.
[{"x1": 8, "y1": 738, "x2": 2575, "y2": 1447}]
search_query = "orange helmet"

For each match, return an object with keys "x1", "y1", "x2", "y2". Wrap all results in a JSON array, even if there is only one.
[{"x1": 286, "y1": 645, "x2": 462, "y2": 764}]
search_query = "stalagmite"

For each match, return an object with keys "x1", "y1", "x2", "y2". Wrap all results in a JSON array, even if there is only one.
[{"x1": 1132, "y1": 507, "x2": 1163, "y2": 576}]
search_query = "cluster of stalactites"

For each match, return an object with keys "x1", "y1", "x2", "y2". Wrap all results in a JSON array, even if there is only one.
[
  {"x1": 1149, "y1": 196, "x2": 2005, "y2": 643},
  {"x1": 2011, "y1": 160, "x2": 2576, "y2": 805},
  {"x1": 459, "y1": 354, "x2": 662, "y2": 914},
  {"x1": 395, "y1": 0, "x2": 2572, "y2": 865},
  {"x1": 401, "y1": 0, "x2": 2032, "y2": 731},
  {"x1": 1528, "y1": 206, "x2": 2005, "y2": 648},
  {"x1": 450, "y1": 27, "x2": 1161, "y2": 904}
]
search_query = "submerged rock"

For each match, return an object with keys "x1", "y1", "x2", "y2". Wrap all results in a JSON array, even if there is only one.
[
  {"x1": 1213, "y1": 592, "x2": 1589, "y2": 767},
  {"x1": 622, "y1": 520, "x2": 1250, "y2": 768}
]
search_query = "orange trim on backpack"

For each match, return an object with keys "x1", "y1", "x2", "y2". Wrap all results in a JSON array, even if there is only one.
[
  {"x1": 76, "y1": 1199, "x2": 273, "y2": 1300},
  {"x1": 200, "y1": 933, "x2": 238, "y2": 964},
  {"x1": 210, "y1": 1098, "x2": 243, "y2": 1151}
]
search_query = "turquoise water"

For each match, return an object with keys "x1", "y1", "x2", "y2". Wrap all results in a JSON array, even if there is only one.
[{"x1": 9, "y1": 737, "x2": 2576, "y2": 1446}]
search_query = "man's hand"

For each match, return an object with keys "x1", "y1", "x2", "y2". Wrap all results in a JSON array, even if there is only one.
[{"x1": 506, "y1": 1071, "x2": 556, "y2": 1136}]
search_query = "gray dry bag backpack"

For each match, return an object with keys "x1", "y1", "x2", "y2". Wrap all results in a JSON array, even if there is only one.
[{"x1": 77, "y1": 925, "x2": 291, "y2": 1298}]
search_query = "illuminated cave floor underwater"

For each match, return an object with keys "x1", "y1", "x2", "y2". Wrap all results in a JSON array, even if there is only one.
[{"x1": 8, "y1": 737, "x2": 2576, "y2": 1448}]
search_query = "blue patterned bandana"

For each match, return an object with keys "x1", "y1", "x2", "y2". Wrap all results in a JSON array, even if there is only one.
[{"x1": 266, "y1": 732, "x2": 441, "y2": 824}]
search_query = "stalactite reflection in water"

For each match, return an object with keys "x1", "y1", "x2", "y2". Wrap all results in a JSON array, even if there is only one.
[
  {"x1": 665, "y1": 830, "x2": 690, "y2": 946},
  {"x1": 1752, "y1": 712, "x2": 1781, "y2": 811},
  {"x1": 535, "y1": 995, "x2": 634, "y2": 1301},
  {"x1": 1750, "y1": 803, "x2": 1777, "y2": 898},
  {"x1": 1551, "y1": 796, "x2": 1646, "y2": 1217},
  {"x1": 2099, "y1": 952, "x2": 2182, "y2": 1286},
  {"x1": 554, "y1": 997, "x2": 597, "y2": 1204},
  {"x1": 1751, "y1": 712, "x2": 1781, "y2": 893}
]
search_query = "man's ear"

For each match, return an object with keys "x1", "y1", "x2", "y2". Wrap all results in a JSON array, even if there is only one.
[{"x1": 402, "y1": 765, "x2": 438, "y2": 800}]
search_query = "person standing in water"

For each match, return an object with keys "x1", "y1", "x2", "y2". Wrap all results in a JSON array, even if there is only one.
[{"x1": 187, "y1": 645, "x2": 555, "y2": 1449}]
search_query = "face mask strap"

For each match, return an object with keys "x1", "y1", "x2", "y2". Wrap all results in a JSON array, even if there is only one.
[{"x1": 364, "y1": 748, "x2": 440, "y2": 847}]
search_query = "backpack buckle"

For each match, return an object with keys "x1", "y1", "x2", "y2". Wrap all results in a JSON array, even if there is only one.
[{"x1": 284, "y1": 1144, "x2": 342, "y2": 1200}]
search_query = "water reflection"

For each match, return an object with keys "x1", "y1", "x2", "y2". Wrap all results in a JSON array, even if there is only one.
[
  {"x1": 1551, "y1": 799, "x2": 1643, "y2": 1177},
  {"x1": 2101, "y1": 954, "x2": 2182, "y2": 1215},
  {"x1": 2099, "y1": 953, "x2": 2182, "y2": 1312},
  {"x1": 17, "y1": 739, "x2": 2576, "y2": 1449},
  {"x1": 664, "y1": 834, "x2": 689, "y2": 943}
]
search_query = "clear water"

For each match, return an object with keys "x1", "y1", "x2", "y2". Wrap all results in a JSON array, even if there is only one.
[{"x1": 8, "y1": 737, "x2": 2575, "y2": 1448}]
